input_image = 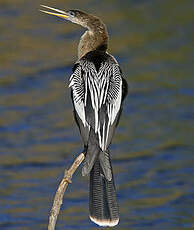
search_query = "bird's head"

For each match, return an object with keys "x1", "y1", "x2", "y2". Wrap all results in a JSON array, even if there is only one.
[
  {"x1": 40, "y1": 5, "x2": 93, "y2": 28},
  {"x1": 40, "y1": 5, "x2": 108, "y2": 58}
]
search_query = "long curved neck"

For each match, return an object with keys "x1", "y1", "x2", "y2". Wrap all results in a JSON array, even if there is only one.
[{"x1": 78, "y1": 17, "x2": 108, "y2": 59}]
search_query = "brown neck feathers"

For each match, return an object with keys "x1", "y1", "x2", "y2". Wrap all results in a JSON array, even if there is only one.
[{"x1": 78, "y1": 15, "x2": 108, "y2": 59}]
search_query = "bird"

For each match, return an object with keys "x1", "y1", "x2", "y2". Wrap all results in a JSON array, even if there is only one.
[{"x1": 40, "y1": 5, "x2": 128, "y2": 227}]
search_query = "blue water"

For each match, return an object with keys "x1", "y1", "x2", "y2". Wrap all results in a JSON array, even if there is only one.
[{"x1": 0, "y1": 0, "x2": 194, "y2": 229}]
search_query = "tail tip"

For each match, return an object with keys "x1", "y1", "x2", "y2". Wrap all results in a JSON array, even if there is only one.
[{"x1": 89, "y1": 215, "x2": 119, "y2": 227}]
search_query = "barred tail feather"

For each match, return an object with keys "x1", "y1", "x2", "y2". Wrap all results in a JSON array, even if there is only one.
[{"x1": 89, "y1": 159, "x2": 119, "y2": 227}]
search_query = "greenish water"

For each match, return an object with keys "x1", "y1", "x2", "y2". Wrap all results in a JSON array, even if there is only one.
[{"x1": 0, "y1": 0, "x2": 194, "y2": 229}]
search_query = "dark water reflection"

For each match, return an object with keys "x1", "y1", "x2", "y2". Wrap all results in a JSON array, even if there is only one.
[{"x1": 0, "y1": 0, "x2": 194, "y2": 229}]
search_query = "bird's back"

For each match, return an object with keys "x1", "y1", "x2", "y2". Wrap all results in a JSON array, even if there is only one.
[
  {"x1": 69, "y1": 50, "x2": 127, "y2": 181},
  {"x1": 78, "y1": 50, "x2": 117, "y2": 71}
]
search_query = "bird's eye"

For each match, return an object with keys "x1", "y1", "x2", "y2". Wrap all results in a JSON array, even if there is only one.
[{"x1": 68, "y1": 11, "x2": 75, "y2": 17}]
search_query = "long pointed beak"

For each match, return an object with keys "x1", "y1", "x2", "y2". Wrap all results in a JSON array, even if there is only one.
[{"x1": 40, "y1": 5, "x2": 69, "y2": 20}]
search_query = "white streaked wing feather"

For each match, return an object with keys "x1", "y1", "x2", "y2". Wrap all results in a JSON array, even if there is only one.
[
  {"x1": 69, "y1": 60, "x2": 122, "y2": 151},
  {"x1": 107, "y1": 65, "x2": 122, "y2": 124},
  {"x1": 69, "y1": 66, "x2": 87, "y2": 126},
  {"x1": 101, "y1": 65, "x2": 122, "y2": 149}
]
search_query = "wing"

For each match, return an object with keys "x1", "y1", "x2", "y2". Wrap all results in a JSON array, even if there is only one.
[
  {"x1": 69, "y1": 57, "x2": 123, "y2": 152},
  {"x1": 98, "y1": 63, "x2": 123, "y2": 151},
  {"x1": 69, "y1": 64, "x2": 90, "y2": 146}
]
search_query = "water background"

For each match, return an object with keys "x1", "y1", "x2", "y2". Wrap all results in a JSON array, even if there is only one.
[{"x1": 0, "y1": 0, "x2": 194, "y2": 229}]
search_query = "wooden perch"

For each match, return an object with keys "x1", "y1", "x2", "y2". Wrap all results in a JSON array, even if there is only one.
[{"x1": 48, "y1": 152, "x2": 85, "y2": 230}]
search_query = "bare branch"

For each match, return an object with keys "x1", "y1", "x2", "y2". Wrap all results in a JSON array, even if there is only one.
[{"x1": 48, "y1": 153, "x2": 85, "y2": 230}]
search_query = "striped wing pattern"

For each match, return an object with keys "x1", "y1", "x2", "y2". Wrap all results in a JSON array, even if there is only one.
[{"x1": 69, "y1": 59, "x2": 122, "y2": 151}]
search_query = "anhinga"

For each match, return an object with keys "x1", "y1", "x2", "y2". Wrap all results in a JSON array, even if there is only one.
[{"x1": 40, "y1": 5, "x2": 128, "y2": 227}]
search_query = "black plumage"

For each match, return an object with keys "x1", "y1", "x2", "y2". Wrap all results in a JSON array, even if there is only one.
[
  {"x1": 70, "y1": 50, "x2": 127, "y2": 226},
  {"x1": 40, "y1": 5, "x2": 128, "y2": 227}
]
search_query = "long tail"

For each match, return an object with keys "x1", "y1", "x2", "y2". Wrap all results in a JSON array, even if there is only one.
[{"x1": 89, "y1": 159, "x2": 119, "y2": 227}]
